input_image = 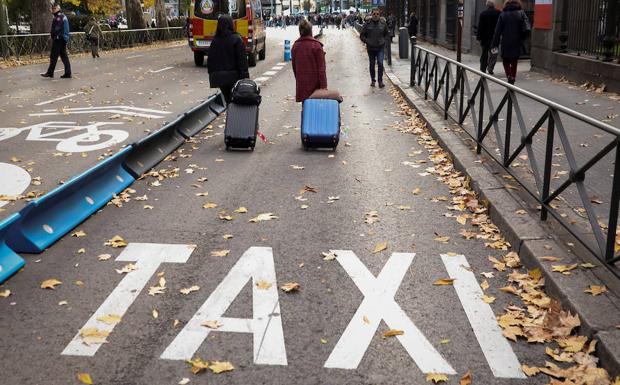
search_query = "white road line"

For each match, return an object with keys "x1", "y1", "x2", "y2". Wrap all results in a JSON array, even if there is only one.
[
  {"x1": 271, "y1": 66, "x2": 284, "y2": 70},
  {"x1": 161, "y1": 247, "x2": 288, "y2": 365},
  {"x1": 441, "y1": 254, "x2": 526, "y2": 378},
  {"x1": 324, "y1": 250, "x2": 455, "y2": 374},
  {"x1": 61, "y1": 243, "x2": 195, "y2": 356},
  {"x1": 263, "y1": 71, "x2": 277, "y2": 76},
  {"x1": 35, "y1": 93, "x2": 78, "y2": 106},
  {"x1": 127, "y1": 54, "x2": 144, "y2": 59},
  {"x1": 0, "y1": 163, "x2": 31, "y2": 208},
  {"x1": 30, "y1": 106, "x2": 171, "y2": 119},
  {"x1": 277, "y1": 62, "x2": 287, "y2": 66},
  {"x1": 254, "y1": 77, "x2": 269, "y2": 83},
  {"x1": 149, "y1": 66, "x2": 174, "y2": 73}
]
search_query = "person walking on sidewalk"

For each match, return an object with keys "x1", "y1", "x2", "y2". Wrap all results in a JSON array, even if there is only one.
[
  {"x1": 408, "y1": 10, "x2": 418, "y2": 38},
  {"x1": 207, "y1": 15, "x2": 249, "y2": 103},
  {"x1": 291, "y1": 19, "x2": 328, "y2": 102},
  {"x1": 84, "y1": 17, "x2": 102, "y2": 59},
  {"x1": 41, "y1": 3, "x2": 71, "y2": 79},
  {"x1": 491, "y1": 0, "x2": 530, "y2": 84},
  {"x1": 360, "y1": 8, "x2": 388, "y2": 88},
  {"x1": 476, "y1": 1, "x2": 500, "y2": 73}
]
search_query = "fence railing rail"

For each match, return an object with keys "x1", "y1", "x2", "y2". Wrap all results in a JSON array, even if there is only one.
[
  {"x1": 0, "y1": 27, "x2": 185, "y2": 61},
  {"x1": 410, "y1": 42, "x2": 620, "y2": 268}
]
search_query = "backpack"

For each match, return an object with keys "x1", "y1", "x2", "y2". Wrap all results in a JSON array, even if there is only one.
[{"x1": 231, "y1": 79, "x2": 261, "y2": 106}]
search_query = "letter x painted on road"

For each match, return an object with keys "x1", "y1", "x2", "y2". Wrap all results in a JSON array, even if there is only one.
[{"x1": 324, "y1": 250, "x2": 456, "y2": 374}]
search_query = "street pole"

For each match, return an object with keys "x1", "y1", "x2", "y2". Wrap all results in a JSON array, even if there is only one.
[{"x1": 456, "y1": 0, "x2": 463, "y2": 63}]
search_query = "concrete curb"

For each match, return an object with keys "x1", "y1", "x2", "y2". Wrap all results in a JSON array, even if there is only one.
[{"x1": 384, "y1": 66, "x2": 620, "y2": 376}]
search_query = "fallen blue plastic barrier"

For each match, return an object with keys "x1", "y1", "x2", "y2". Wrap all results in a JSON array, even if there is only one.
[
  {"x1": 6, "y1": 146, "x2": 135, "y2": 253},
  {"x1": 0, "y1": 214, "x2": 25, "y2": 283},
  {"x1": 122, "y1": 116, "x2": 186, "y2": 178},
  {"x1": 176, "y1": 95, "x2": 218, "y2": 138}
]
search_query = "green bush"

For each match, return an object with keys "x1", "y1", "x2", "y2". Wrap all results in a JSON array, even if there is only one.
[{"x1": 67, "y1": 14, "x2": 90, "y2": 32}]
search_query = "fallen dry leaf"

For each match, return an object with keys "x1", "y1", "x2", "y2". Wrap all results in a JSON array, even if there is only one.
[
  {"x1": 209, "y1": 361, "x2": 234, "y2": 374},
  {"x1": 256, "y1": 280, "x2": 272, "y2": 290},
  {"x1": 79, "y1": 327, "x2": 109, "y2": 345},
  {"x1": 152, "y1": 309, "x2": 159, "y2": 319},
  {"x1": 201, "y1": 320, "x2": 223, "y2": 329},
  {"x1": 433, "y1": 278, "x2": 455, "y2": 286},
  {"x1": 211, "y1": 249, "x2": 230, "y2": 257},
  {"x1": 202, "y1": 202, "x2": 218, "y2": 209},
  {"x1": 180, "y1": 285, "x2": 200, "y2": 295},
  {"x1": 98, "y1": 254, "x2": 112, "y2": 261},
  {"x1": 459, "y1": 370, "x2": 472, "y2": 385},
  {"x1": 383, "y1": 329, "x2": 404, "y2": 337},
  {"x1": 281, "y1": 282, "x2": 300, "y2": 292},
  {"x1": 481, "y1": 294, "x2": 496, "y2": 304},
  {"x1": 0, "y1": 289, "x2": 11, "y2": 298},
  {"x1": 521, "y1": 364, "x2": 541, "y2": 376},
  {"x1": 186, "y1": 357, "x2": 209, "y2": 374},
  {"x1": 234, "y1": 207, "x2": 248, "y2": 213},
  {"x1": 116, "y1": 263, "x2": 137, "y2": 274},
  {"x1": 72, "y1": 230, "x2": 87, "y2": 237},
  {"x1": 552, "y1": 264, "x2": 579, "y2": 273},
  {"x1": 539, "y1": 256, "x2": 562, "y2": 262},
  {"x1": 76, "y1": 373, "x2": 93, "y2": 384},
  {"x1": 249, "y1": 213, "x2": 278, "y2": 222},
  {"x1": 96, "y1": 314, "x2": 121, "y2": 325},
  {"x1": 426, "y1": 373, "x2": 449, "y2": 383},
  {"x1": 322, "y1": 251, "x2": 337, "y2": 261},
  {"x1": 585, "y1": 285, "x2": 607, "y2": 296},
  {"x1": 105, "y1": 235, "x2": 127, "y2": 248},
  {"x1": 372, "y1": 242, "x2": 388, "y2": 253},
  {"x1": 41, "y1": 279, "x2": 62, "y2": 289}
]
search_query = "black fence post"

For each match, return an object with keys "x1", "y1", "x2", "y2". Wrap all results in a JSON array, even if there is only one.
[
  {"x1": 410, "y1": 36, "x2": 416, "y2": 86},
  {"x1": 558, "y1": 0, "x2": 569, "y2": 52},
  {"x1": 540, "y1": 110, "x2": 555, "y2": 221},
  {"x1": 605, "y1": 141, "x2": 620, "y2": 262}
]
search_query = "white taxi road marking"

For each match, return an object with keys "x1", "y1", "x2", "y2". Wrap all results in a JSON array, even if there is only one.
[
  {"x1": 149, "y1": 66, "x2": 174, "y2": 73},
  {"x1": 324, "y1": 250, "x2": 456, "y2": 374},
  {"x1": 161, "y1": 247, "x2": 287, "y2": 365},
  {"x1": 0, "y1": 163, "x2": 31, "y2": 208},
  {"x1": 35, "y1": 92, "x2": 80, "y2": 106},
  {"x1": 127, "y1": 54, "x2": 144, "y2": 59},
  {"x1": 30, "y1": 105, "x2": 171, "y2": 119},
  {"x1": 62, "y1": 243, "x2": 195, "y2": 356},
  {"x1": 254, "y1": 77, "x2": 269, "y2": 83},
  {"x1": 271, "y1": 66, "x2": 284, "y2": 70},
  {"x1": 441, "y1": 254, "x2": 526, "y2": 378},
  {"x1": 263, "y1": 71, "x2": 277, "y2": 76}
]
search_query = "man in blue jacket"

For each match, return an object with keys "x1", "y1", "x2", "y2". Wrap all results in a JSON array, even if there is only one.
[{"x1": 41, "y1": 3, "x2": 71, "y2": 79}]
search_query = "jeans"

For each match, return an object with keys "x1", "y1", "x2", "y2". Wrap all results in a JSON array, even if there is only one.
[
  {"x1": 46, "y1": 39, "x2": 71, "y2": 76},
  {"x1": 367, "y1": 48, "x2": 384, "y2": 83}
]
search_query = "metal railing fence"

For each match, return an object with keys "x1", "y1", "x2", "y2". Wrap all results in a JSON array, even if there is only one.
[
  {"x1": 0, "y1": 27, "x2": 185, "y2": 61},
  {"x1": 410, "y1": 42, "x2": 620, "y2": 268}
]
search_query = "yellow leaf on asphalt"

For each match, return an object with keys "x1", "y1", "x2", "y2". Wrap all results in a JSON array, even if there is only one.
[
  {"x1": 77, "y1": 248, "x2": 86, "y2": 254},
  {"x1": 426, "y1": 373, "x2": 449, "y2": 383},
  {"x1": 480, "y1": 280, "x2": 489, "y2": 291},
  {"x1": 411, "y1": 187, "x2": 421, "y2": 195},
  {"x1": 76, "y1": 373, "x2": 93, "y2": 384},
  {"x1": 459, "y1": 370, "x2": 472, "y2": 385},
  {"x1": 116, "y1": 263, "x2": 137, "y2": 274},
  {"x1": 281, "y1": 282, "x2": 300, "y2": 292},
  {"x1": 585, "y1": 285, "x2": 607, "y2": 296},
  {"x1": 320, "y1": 338, "x2": 328, "y2": 344},
  {"x1": 521, "y1": 364, "x2": 541, "y2": 376},
  {"x1": 363, "y1": 315, "x2": 370, "y2": 325},
  {"x1": 41, "y1": 279, "x2": 62, "y2": 289},
  {"x1": 499, "y1": 285, "x2": 520, "y2": 295},
  {"x1": 433, "y1": 278, "x2": 455, "y2": 286},
  {"x1": 529, "y1": 268, "x2": 543, "y2": 281},
  {"x1": 180, "y1": 285, "x2": 200, "y2": 295},
  {"x1": 209, "y1": 361, "x2": 234, "y2": 374},
  {"x1": 71, "y1": 230, "x2": 87, "y2": 237},
  {"x1": 434, "y1": 235, "x2": 450, "y2": 243},
  {"x1": 256, "y1": 280, "x2": 272, "y2": 290},
  {"x1": 234, "y1": 207, "x2": 248, "y2": 213},
  {"x1": 580, "y1": 262, "x2": 596, "y2": 269},
  {"x1": 322, "y1": 251, "x2": 337, "y2": 260},
  {"x1": 143, "y1": 205, "x2": 154, "y2": 210},
  {"x1": 384, "y1": 329, "x2": 404, "y2": 337},
  {"x1": 456, "y1": 215, "x2": 467, "y2": 225},
  {"x1": 0, "y1": 289, "x2": 11, "y2": 297},
  {"x1": 179, "y1": 378, "x2": 190, "y2": 385},
  {"x1": 195, "y1": 192, "x2": 209, "y2": 197},
  {"x1": 202, "y1": 202, "x2": 218, "y2": 209},
  {"x1": 96, "y1": 314, "x2": 122, "y2": 325},
  {"x1": 440, "y1": 339, "x2": 450, "y2": 344},
  {"x1": 249, "y1": 213, "x2": 278, "y2": 222},
  {"x1": 223, "y1": 234, "x2": 233, "y2": 239},
  {"x1": 557, "y1": 335, "x2": 588, "y2": 353},
  {"x1": 186, "y1": 357, "x2": 209, "y2": 374},
  {"x1": 58, "y1": 300, "x2": 68, "y2": 306},
  {"x1": 79, "y1": 327, "x2": 109, "y2": 345},
  {"x1": 481, "y1": 295, "x2": 496, "y2": 304},
  {"x1": 201, "y1": 320, "x2": 223, "y2": 329},
  {"x1": 290, "y1": 165, "x2": 305, "y2": 170},
  {"x1": 211, "y1": 249, "x2": 230, "y2": 257},
  {"x1": 539, "y1": 256, "x2": 562, "y2": 262},
  {"x1": 105, "y1": 235, "x2": 127, "y2": 248},
  {"x1": 372, "y1": 242, "x2": 388, "y2": 253},
  {"x1": 98, "y1": 254, "x2": 112, "y2": 261},
  {"x1": 552, "y1": 264, "x2": 579, "y2": 273},
  {"x1": 152, "y1": 309, "x2": 159, "y2": 319},
  {"x1": 218, "y1": 213, "x2": 234, "y2": 221}
]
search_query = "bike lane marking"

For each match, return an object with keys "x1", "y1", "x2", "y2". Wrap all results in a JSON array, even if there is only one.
[
  {"x1": 29, "y1": 106, "x2": 171, "y2": 119},
  {"x1": 35, "y1": 93, "x2": 80, "y2": 106},
  {"x1": 324, "y1": 250, "x2": 456, "y2": 374},
  {"x1": 62, "y1": 243, "x2": 196, "y2": 357},
  {"x1": 149, "y1": 66, "x2": 174, "y2": 74},
  {"x1": 160, "y1": 246, "x2": 287, "y2": 365},
  {"x1": 0, "y1": 163, "x2": 31, "y2": 208},
  {"x1": 441, "y1": 254, "x2": 526, "y2": 378}
]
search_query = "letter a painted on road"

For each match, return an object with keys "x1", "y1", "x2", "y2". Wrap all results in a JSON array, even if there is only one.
[
  {"x1": 161, "y1": 247, "x2": 287, "y2": 365},
  {"x1": 324, "y1": 250, "x2": 455, "y2": 374}
]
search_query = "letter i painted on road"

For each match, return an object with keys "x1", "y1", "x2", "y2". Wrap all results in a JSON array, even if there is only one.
[
  {"x1": 62, "y1": 243, "x2": 196, "y2": 356},
  {"x1": 441, "y1": 254, "x2": 525, "y2": 378},
  {"x1": 160, "y1": 247, "x2": 287, "y2": 365},
  {"x1": 324, "y1": 250, "x2": 456, "y2": 374}
]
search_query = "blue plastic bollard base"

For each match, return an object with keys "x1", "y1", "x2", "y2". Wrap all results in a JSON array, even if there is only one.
[
  {"x1": 0, "y1": 213, "x2": 25, "y2": 284},
  {"x1": 284, "y1": 52, "x2": 291, "y2": 61}
]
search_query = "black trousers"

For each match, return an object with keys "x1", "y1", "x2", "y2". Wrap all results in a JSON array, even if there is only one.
[
  {"x1": 46, "y1": 39, "x2": 71, "y2": 76},
  {"x1": 479, "y1": 43, "x2": 490, "y2": 73},
  {"x1": 220, "y1": 86, "x2": 233, "y2": 104}
]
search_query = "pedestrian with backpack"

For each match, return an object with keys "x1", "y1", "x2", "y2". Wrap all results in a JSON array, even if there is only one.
[
  {"x1": 360, "y1": 8, "x2": 388, "y2": 88},
  {"x1": 84, "y1": 17, "x2": 102, "y2": 58},
  {"x1": 207, "y1": 15, "x2": 250, "y2": 103},
  {"x1": 491, "y1": 0, "x2": 530, "y2": 84}
]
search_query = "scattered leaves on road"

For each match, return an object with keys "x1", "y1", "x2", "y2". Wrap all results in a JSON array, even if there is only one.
[
  {"x1": 281, "y1": 282, "x2": 300, "y2": 292},
  {"x1": 372, "y1": 242, "x2": 388, "y2": 253},
  {"x1": 211, "y1": 249, "x2": 230, "y2": 257},
  {"x1": 148, "y1": 277, "x2": 166, "y2": 296},
  {"x1": 322, "y1": 251, "x2": 337, "y2": 261},
  {"x1": 584, "y1": 285, "x2": 607, "y2": 296},
  {"x1": 0, "y1": 289, "x2": 11, "y2": 297},
  {"x1": 96, "y1": 314, "x2": 122, "y2": 325},
  {"x1": 71, "y1": 230, "x2": 87, "y2": 237},
  {"x1": 433, "y1": 278, "x2": 455, "y2": 286},
  {"x1": 76, "y1": 373, "x2": 93, "y2": 384},
  {"x1": 98, "y1": 254, "x2": 112, "y2": 261},
  {"x1": 383, "y1": 329, "x2": 404, "y2": 337},
  {"x1": 41, "y1": 279, "x2": 62, "y2": 289},
  {"x1": 256, "y1": 280, "x2": 272, "y2": 290},
  {"x1": 249, "y1": 213, "x2": 278, "y2": 222},
  {"x1": 116, "y1": 263, "x2": 137, "y2": 274},
  {"x1": 79, "y1": 327, "x2": 109, "y2": 345},
  {"x1": 105, "y1": 235, "x2": 127, "y2": 248},
  {"x1": 426, "y1": 373, "x2": 448, "y2": 383},
  {"x1": 180, "y1": 286, "x2": 200, "y2": 295},
  {"x1": 201, "y1": 320, "x2": 223, "y2": 329},
  {"x1": 209, "y1": 361, "x2": 234, "y2": 374}
]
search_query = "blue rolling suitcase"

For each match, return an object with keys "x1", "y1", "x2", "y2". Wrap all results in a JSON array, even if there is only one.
[{"x1": 301, "y1": 99, "x2": 340, "y2": 150}]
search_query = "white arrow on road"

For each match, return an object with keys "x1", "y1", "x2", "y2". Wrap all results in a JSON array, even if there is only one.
[{"x1": 30, "y1": 106, "x2": 172, "y2": 119}]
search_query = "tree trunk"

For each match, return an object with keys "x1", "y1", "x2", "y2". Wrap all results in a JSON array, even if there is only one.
[
  {"x1": 31, "y1": 0, "x2": 51, "y2": 34},
  {"x1": 0, "y1": 1, "x2": 8, "y2": 36},
  {"x1": 155, "y1": 0, "x2": 168, "y2": 28},
  {"x1": 126, "y1": 0, "x2": 145, "y2": 29}
]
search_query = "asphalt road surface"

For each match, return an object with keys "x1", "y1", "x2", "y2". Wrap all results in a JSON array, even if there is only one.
[
  {"x1": 0, "y1": 27, "x2": 304, "y2": 218},
  {"x1": 0, "y1": 28, "x2": 564, "y2": 385}
]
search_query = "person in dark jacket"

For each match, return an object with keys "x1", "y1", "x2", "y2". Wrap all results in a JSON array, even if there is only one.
[
  {"x1": 386, "y1": 13, "x2": 396, "y2": 39},
  {"x1": 491, "y1": 0, "x2": 530, "y2": 84},
  {"x1": 41, "y1": 3, "x2": 71, "y2": 79},
  {"x1": 408, "y1": 11, "x2": 418, "y2": 38},
  {"x1": 476, "y1": 1, "x2": 500, "y2": 73},
  {"x1": 291, "y1": 19, "x2": 327, "y2": 103},
  {"x1": 207, "y1": 15, "x2": 250, "y2": 103},
  {"x1": 84, "y1": 17, "x2": 102, "y2": 58},
  {"x1": 360, "y1": 8, "x2": 389, "y2": 88}
]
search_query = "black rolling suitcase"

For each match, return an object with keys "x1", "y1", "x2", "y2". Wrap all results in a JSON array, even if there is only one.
[
  {"x1": 224, "y1": 79, "x2": 261, "y2": 151},
  {"x1": 224, "y1": 103, "x2": 258, "y2": 150}
]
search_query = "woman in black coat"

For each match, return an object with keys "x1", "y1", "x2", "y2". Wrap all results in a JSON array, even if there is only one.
[
  {"x1": 207, "y1": 15, "x2": 250, "y2": 103},
  {"x1": 408, "y1": 11, "x2": 418, "y2": 38},
  {"x1": 491, "y1": 0, "x2": 529, "y2": 84}
]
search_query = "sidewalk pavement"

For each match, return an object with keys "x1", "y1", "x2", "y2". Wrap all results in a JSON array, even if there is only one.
[{"x1": 385, "y1": 37, "x2": 620, "y2": 375}]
